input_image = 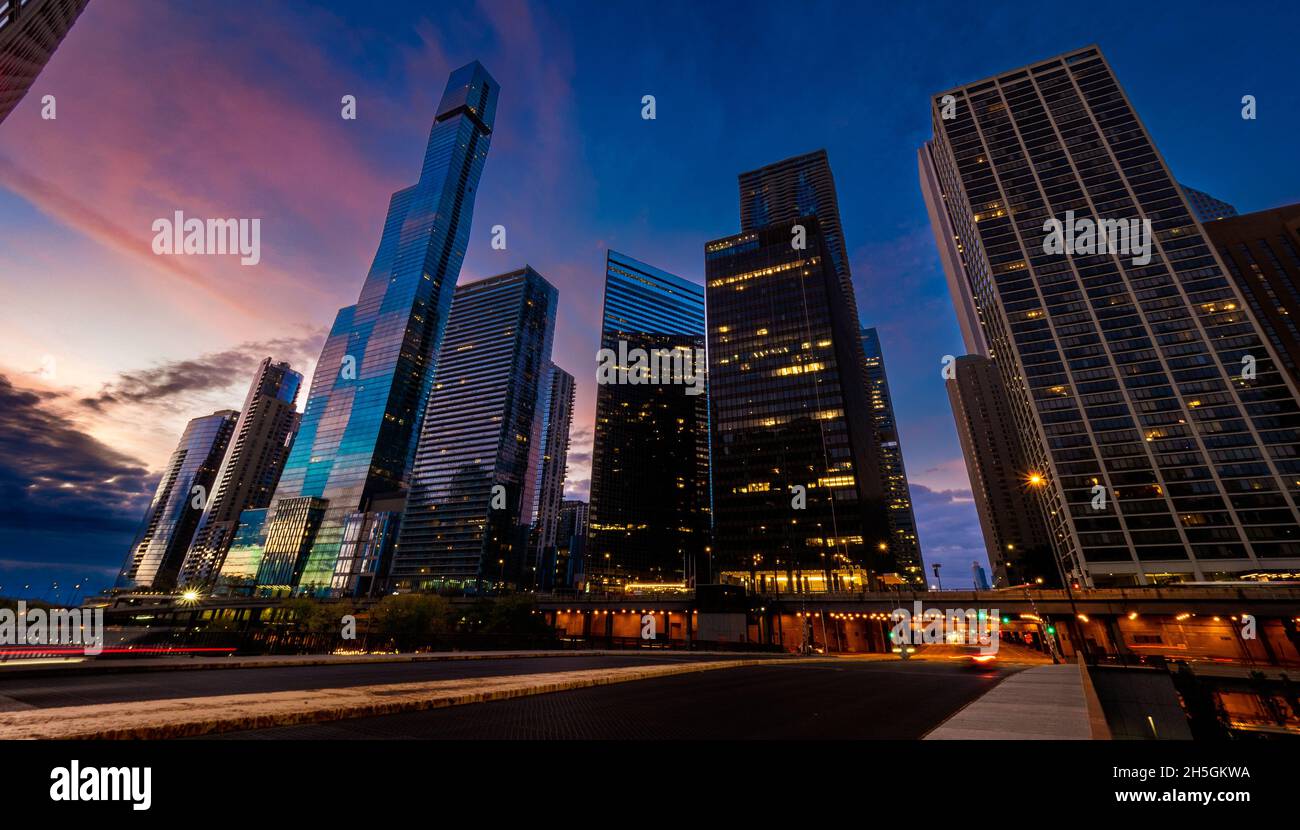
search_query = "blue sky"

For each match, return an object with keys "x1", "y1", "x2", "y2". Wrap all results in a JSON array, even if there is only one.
[{"x1": 1, "y1": 0, "x2": 1297, "y2": 598}]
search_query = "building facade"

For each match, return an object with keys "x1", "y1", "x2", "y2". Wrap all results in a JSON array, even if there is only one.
[
  {"x1": 527, "y1": 363, "x2": 575, "y2": 590},
  {"x1": 1181, "y1": 185, "x2": 1239, "y2": 224},
  {"x1": 587, "y1": 250, "x2": 710, "y2": 589},
  {"x1": 258, "y1": 61, "x2": 498, "y2": 596},
  {"x1": 946, "y1": 355, "x2": 1055, "y2": 586},
  {"x1": 117, "y1": 410, "x2": 238, "y2": 590},
  {"x1": 0, "y1": 0, "x2": 88, "y2": 124},
  {"x1": 859, "y1": 327, "x2": 925, "y2": 587},
  {"x1": 389, "y1": 267, "x2": 558, "y2": 592},
  {"x1": 178, "y1": 358, "x2": 301, "y2": 587},
  {"x1": 925, "y1": 45, "x2": 1300, "y2": 586},
  {"x1": 1204, "y1": 204, "x2": 1300, "y2": 390},
  {"x1": 706, "y1": 218, "x2": 890, "y2": 592}
]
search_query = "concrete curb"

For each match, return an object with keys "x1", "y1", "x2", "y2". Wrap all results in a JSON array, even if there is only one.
[
  {"x1": 0, "y1": 657, "x2": 821, "y2": 740},
  {"x1": 0, "y1": 649, "x2": 791, "y2": 679}
]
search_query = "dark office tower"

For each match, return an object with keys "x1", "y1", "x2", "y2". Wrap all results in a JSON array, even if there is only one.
[
  {"x1": 260, "y1": 62, "x2": 498, "y2": 596},
  {"x1": 740, "y1": 150, "x2": 860, "y2": 318},
  {"x1": 390, "y1": 267, "x2": 558, "y2": 592},
  {"x1": 177, "y1": 358, "x2": 301, "y2": 588},
  {"x1": 706, "y1": 218, "x2": 889, "y2": 592},
  {"x1": 554, "y1": 499, "x2": 589, "y2": 590},
  {"x1": 947, "y1": 355, "x2": 1054, "y2": 586},
  {"x1": 116, "y1": 410, "x2": 237, "y2": 590},
  {"x1": 1204, "y1": 204, "x2": 1300, "y2": 389},
  {"x1": 587, "y1": 250, "x2": 709, "y2": 589},
  {"x1": 526, "y1": 363, "x2": 575, "y2": 589},
  {"x1": 859, "y1": 327, "x2": 925, "y2": 587},
  {"x1": 0, "y1": 0, "x2": 88, "y2": 125},
  {"x1": 1181, "y1": 185, "x2": 1238, "y2": 224},
  {"x1": 925, "y1": 46, "x2": 1300, "y2": 586}
]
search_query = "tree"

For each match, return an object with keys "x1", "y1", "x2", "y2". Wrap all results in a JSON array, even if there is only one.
[{"x1": 371, "y1": 594, "x2": 451, "y2": 650}]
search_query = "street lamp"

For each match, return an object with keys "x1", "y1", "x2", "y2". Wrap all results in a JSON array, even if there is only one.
[{"x1": 931, "y1": 562, "x2": 942, "y2": 591}]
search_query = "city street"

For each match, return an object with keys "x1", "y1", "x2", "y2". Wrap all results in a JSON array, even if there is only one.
[{"x1": 198, "y1": 658, "x2": 1017, "y2": 740}]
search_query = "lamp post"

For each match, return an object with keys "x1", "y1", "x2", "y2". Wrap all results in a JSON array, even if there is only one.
[{"x1": 931, "y1": 563, "x2": 942, "y2": 591}]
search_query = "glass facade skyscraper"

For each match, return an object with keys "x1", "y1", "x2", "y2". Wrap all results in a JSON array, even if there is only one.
[
  {"x1": 259, "y1": 61, "x2": 498, "y2": 596},
  {"x1": 706, "y1": 218, "x2": 890, "y2": 592},
  {"x1": 390, "y1": 267, "x2": 558, "y2": 592},
  {"x1": 117, "y1": 410, "x2": 238, "y2": 590},
  {"x1": 178, "y1": 358, "x2": 301, "y2": 587},
  {"x1": 587, "y1": 250, "x2": 710, "y2": 588},
  {"x1": 527, "y1": 362, "x2": 575, "y2": 589},
  {"x1": 860, "y1": 327, "x2": 925, "y2": 587},
  {"x1": 925, "y1": 45, "x2": 1300, "y2": 586}
]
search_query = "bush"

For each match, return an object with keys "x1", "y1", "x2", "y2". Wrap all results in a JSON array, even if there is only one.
[{"x1": 371, "y1": 594, "x2": 451, "y2": 650}]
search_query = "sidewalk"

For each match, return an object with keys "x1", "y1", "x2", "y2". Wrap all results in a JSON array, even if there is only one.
[{"x1": 924, "y1": 663, "x2": 1096, "y2": 740}]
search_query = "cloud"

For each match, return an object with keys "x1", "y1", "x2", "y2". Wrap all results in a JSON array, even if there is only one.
[
  {"x1": 0, "y1": 374, "x2": 156, "y2": 535},
  {"x1": 79, "y1": 332, "x2": 323, "y2": 412},
  {"x1": 908, "y1": 482, "x2": 990, "y2": 580}
]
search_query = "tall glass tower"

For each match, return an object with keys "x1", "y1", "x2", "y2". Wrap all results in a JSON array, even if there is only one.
[
  {"x1": 860, "y1": 327, "x2": 925, "y2": 587},
  {"x1": 178, "y1": 358, "x2": 301, "y2": 587},
  {"x1": 260, "y1": 61, "x2": 498, "y2": 596},
  {"x1": 527, "y1": 362, "x2": 575, "y2": 589},
  {"x1": 925, "y1": 45, "x2": 1300, "y2": 586},
  {"x1": 117, "y1": 410, "x2": 238, "y2": 590},
  {"x1": 390, "y1": 267, "x2": 558, "y2": 592},
  {"x1": 587, "y1": 250, "x2": 710, "y2": 589}
]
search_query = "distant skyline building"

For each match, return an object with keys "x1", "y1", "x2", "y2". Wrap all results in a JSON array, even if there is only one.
[
  {"x1": 924, "y1": 45, "x2": 1300, "y2": 586},
  {"x1": 859, "y1": 327, "x2": 925, "y2": 588},
  {"x1": 527, "y1": 363, "x2": 575, "y2": 589},
  {"x1": 1180, "y1": 184, "x2": 1239, "y2": 224},
  {"x1": 258, "y1": 61, "x2": 498, "y2": 596},
  {"x1": 587, "y1": 250, "x2": 709, "y2": 589},
  {"x1": 1203, "y1": 204, "x2": 1300, "y2": 389},
  {"x1": 117, "y1": 410, "x2": 237, "y2": 590},
  {"x1": 946, "y1": 355, "x2": 1055, "y2": 586},
  {"x1": 178, "y1": 358, "x2": 301, "y2": 587},
  {"x1": 706, "y1": 217, "x2": 890, "y2": 592},
  {"x1": 390, "y1": 267, "x2": 558, "y2": 592},
  {"x1": 554, "y1": 499, "x2": 589, "y2": 591},
  {"x1": 0, "y1": 0, "x2": 88, "y2": 125}
]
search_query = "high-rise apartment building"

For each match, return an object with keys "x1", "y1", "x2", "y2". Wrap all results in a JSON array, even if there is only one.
[
  {"x1": 706, "y1": 218, "x2": 890, "y2": 592},
  {"x1": 258, "y1": 62, "x2": 498, "y2": 596},
  {"x1": 178, "y1": 358, "x2": 301, "y2": 587},
  {"x1": 1204, "y1": 204, "x2": 1300, "y2": 389},
  {"x1": 116, "y1": 410, "x2": 238, "y2": 590},
  {"x1": 526, "y1": 363, "x2": 575, "y2": 589},
  {"x1": 389, "y1": 267, "x2": 558, "y2": 592},
  {"x1": 946, "y1": 355, "x2": 1055, "y2": 586},
  {"x1": 554, "y1": 499, "x2": 589, "y2": 591},
  {"x1": 0, "y1": 0, "x2": 88, "y2": 125},
  {"x1": 587, "y1": 251, "x2": 709, "y2": 589},
  {"x1": 859, "y1": 327, "x2": 925, "y2": 587},
  {"x1": 924, "y1": 45, "x2": 1300, "y2": 586}
]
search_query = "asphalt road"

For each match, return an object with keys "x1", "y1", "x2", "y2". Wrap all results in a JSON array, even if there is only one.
[
  {"x1": 0, "y1": 653, "x2": 765, "y2": 710},
  {"x1": 203, "y1": 660, "x2": 1017, "y2": 739}
]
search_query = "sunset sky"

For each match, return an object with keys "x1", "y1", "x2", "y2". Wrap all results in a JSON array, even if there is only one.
[{"x1": 2, "y1": 0, "x2": 1298, "y2": 598}]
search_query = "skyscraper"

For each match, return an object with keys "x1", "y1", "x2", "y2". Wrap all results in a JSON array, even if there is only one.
[
  {"x1": 390, "y1": 267, "x2": 558, "y2": 592},
  {"x1": 527, "y1": 362, "x2": 575, "y2": 590},
  {"x1": 946, "y1": 355, "x2": 1054, "y2": 586},
  {"x1": 116, "y1": 410, "x2": 238, "y2": 590},
  {"x1": 587, "y1": 250, "x2": 709, "y2": 589},
  {"x1": 178, "y1": 358, "x2": 301, "y2": 587},
  {"x1": 554, "y1": 499, "x2": 589, "y2": 591},
  {"x1": 924, "y1": 45, "x2": 1300, "y2": 586},
  {"x1": 259, "y1": 62, "x2": 498, "y2": 596},
  {"x1": 739, "y1": 150, "x2": 860, "y2": 318},
  {"x1": 706, "y1": 218, "x2": 890, "y2": 592},
  {"x1": 0, "y1": 0, "x2": 88, "y2": 125},
  {"x1": 1180, "y1": 185, "x2": 1239, "y2": 224},
  {"x1": 860, "y1": 327, "x2": 925, "y2": 587},
  {"x1": 1204, "y1": 204, "x2": 1300, "y2": 389}
]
